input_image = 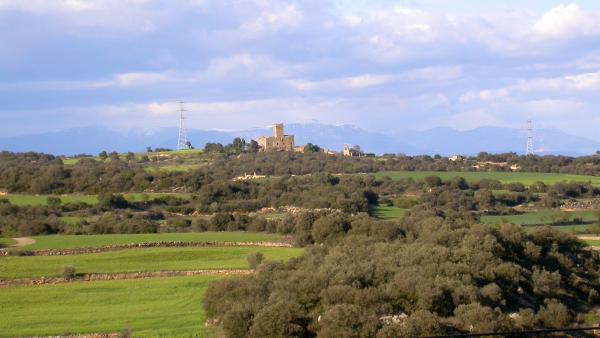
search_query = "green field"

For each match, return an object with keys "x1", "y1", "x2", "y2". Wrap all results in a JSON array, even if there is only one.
[
  {"x1": 144, "y1": 165, "x2": 201, "y2": 173},
  {"x1": 60, "y1": 216, "x2": 100, "y2": 225},
  {"x1": 585, "y1": 240, "x2": 600, "y2": 246},
  {"x1": 3, "y1": 192, "x2": 192, "y2": 206},
  {"x1": 61, "y1": 158, "x2": 81, "y2": 165},
  {"x1": 0, "y1": 276, "x2": 220, "y2": 337},
  {"x1": 371, "y1": 206, "x2": 407, "y2": 220},
  {"x1": 481, "y1": 210, "x2": 599, "y2": 226},
  {"x1": 4, "y1": 194, "x2": 98, "y2": 206},
  {"x1": 1, "y1": 247, "x2": 302, "y2": 279},
  {"x1": 0, "y1": 238, "x2": 15, "y2": 248},
  {"x1": 156, "y1": 149, "x2": 204, "y2": 156},
  {"x1": 371, "y1": 171, "x2": 600, "y2": 186},
  {"x1": 26, "y1": 232, "x2": 283, "y2": 250}
]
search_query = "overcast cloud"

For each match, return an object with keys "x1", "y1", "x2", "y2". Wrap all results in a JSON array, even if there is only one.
[{"x1": 1, "y1": 0, "x2": 600, "y2": 139}]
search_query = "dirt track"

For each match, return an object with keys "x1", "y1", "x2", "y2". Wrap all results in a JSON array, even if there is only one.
[
  {"x1": 11, "y1": 237, "x2": 35, "y2": 247},
  {"x1": 578, "y1": 236, "x2": 600, "y2": 241}
]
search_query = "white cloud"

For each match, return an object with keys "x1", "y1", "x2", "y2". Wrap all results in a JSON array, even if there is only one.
[
  {"x1": 240, "y1": 3, "x2": 303, "y2": 36},
  {"x1": 115, "y1": 72, "x2": 169, "y2": 87},
  {"x1": 515, "y1": 71, "x2": 600, "y2": 92},
  {"x1": 460, "y1": 88, "x2": 509, "y2": 103},
  {"x1": 533, "y1": 4, "x2": 600, "y2": 39},
  {"x1": 204, "y1": 54, "x2": 297, "y2": 80}
]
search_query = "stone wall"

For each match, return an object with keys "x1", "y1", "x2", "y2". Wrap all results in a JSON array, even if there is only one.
[
  {"x1": 0, "y1": 241, "x2": 293, "y2": 257},
  {"x1": 0, "y1": 269, "x2": 253, "y2": 288}
]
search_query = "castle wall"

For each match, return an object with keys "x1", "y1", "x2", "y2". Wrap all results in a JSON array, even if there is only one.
[{"x1": 259, "y1": 124, "x2": 295, "y2": 152}]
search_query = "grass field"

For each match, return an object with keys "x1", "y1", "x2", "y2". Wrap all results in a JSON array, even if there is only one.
[
  {"x1": 0, "y1": 276, "x2": 220, "y2": 337},
  {"x1": 4, "y1": 194, "x2": 98, "y2": 206},
  {"x1": 144, "y1": 165, "x2": 201, "y2": 173},
  {"x1": 60, "y1": 216, "x2": 100, "y2": 225},
  {"x1": 481, "y1": 210, "x2": 599, "y2": 226},
  {"x1": 3, "y1": 192, "x2": 192, "y2": 206},
  {"x1": 371, "y1": 171, "x2": 600, "y2": 186},
  {"x1": 1, "y1": 246, "x2": 303, "y2": 279},
  {"x1": 371, "y1": 206, "x2": 407, "y2": 220},
  {"x1": 156, "y1": 149, "x2": 204, "y2": 156},
  {"x1": 585, "y1": 240, "x2": 600, "y2": 246},
  {"x1": 0, "y1": 238, "x2": 15, "y2": 248},
  {"x1": 26, "y1": 232, "x2": 284, "y2": 250}
]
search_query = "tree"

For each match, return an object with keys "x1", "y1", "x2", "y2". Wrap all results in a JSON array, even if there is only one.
[
  {"x1": 536, "y1": 299, "x2": 571, "y2": 329},
  {"x1": 318, "y1": 304, "x2": 378, "y2": 338},
  {"x1": 205, "y1": 142, "x2": 224, "y2": 153},
  {"x1": 246, "y1": 252, "x2": 264, "y2": 269},
  {"x1": 304, "y1": 143, "x2": 321, "y2": 153},
  {"x1": 108, "y1": 152, "x2": 120, "y2": 160},
  {"x1": 98, "y1": 151, "x2": 108, "y2": 160},
  {"x1": 424, "y1": 175, "x2": 443, "y2": 188},
  {"x1": 97, "y1": 193, "x2": 128, "y2": 209},
  {"x1": 232, "y1": 138, "x2": 245, "y2": 154},
  {"x1": 311, "y1": 214, "x2": 350, "y2": 244},
  {"x1": 248, "y1": 300, "x2": 308, "y2": 338},
  {"x1": 211, "y1": 213, "x2": 233, "y2": 231},
  {"x1": 46, "y1": 196, "x2": 62, "y2": 207},
  {"x1": 62, "y1": 265, "x2": 76, "y2": 280},
  {"x1": 474, "y1": 189, "x2": 495, "y2": 210},
  {"x1": 247, "y1": 140, "x2": 260, "y2": 153}
]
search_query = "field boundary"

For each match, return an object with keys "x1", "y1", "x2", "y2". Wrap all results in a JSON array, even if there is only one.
[
  {"x1": 0, "y1": 240, "x2": 293, "y2": 256},
  {"x1": 24, "y1": 334, "x2": 121, "y2": 338},
  {"x1": 0, "y1": 269, "x2": 253, "y2": 288}
]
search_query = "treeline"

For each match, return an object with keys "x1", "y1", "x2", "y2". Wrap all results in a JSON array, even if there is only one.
[
  {"x1": 3, "y1": 171, "x2": 600, "y2": 237},
  {"x1": 2, "y1": 151, "x2": 600, "y2": 194},
  {"x1": 203, "y1": 195, "x2": 600, "y2": 337}
]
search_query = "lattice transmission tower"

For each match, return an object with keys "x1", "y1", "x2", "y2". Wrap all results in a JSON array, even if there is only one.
[
  {"x1": 177, "y1": 101, "x2": 191, "y2": 150},
  {"x1": 526, "y1": 120, "x2": 534, "y2": 156}
]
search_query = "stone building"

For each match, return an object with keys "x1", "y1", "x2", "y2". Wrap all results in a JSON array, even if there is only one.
[
  {"x1": 343, "y1": 144, "x2": 363, "y2": 157},
  {"x1": 258, "y1": 123, "x2": 295, "y2": 152}
]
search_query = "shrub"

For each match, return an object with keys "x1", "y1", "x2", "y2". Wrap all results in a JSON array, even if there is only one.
[
  {"x1": 246, "y1": 252, "x2": 264, "y2": 269},
  {"x1": 193, "y1": 218, "x2": 210, "y2": 232},
  {"x1": 211, "y1": 213, "x2": 234, "y2": 231},
  {"x1": 46, "y1": 196, "x2": 62, "y2": 207},
  {"x1": 6, "y1": 248, "x2": 33, "y2": 256},
  {"x1": 536, "y1": 299, "x2": 571, "y2": 329},
  {"x1": 62, "y1": 265, "x2": 76, "y2": 280},
  {"x1": 394, "y1": 197, "x2": 419, "y2": 209}
]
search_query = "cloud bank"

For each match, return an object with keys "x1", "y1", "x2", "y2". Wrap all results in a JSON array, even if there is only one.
[{"x1": 1, "y1": 1, "x2": 600, "y2": 140}]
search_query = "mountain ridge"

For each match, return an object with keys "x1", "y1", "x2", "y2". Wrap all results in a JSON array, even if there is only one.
[{"x1": 0, "y1": 123, "x2": 598, "y2": 156}]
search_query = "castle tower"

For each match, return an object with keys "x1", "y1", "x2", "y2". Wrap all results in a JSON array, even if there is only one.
[{"x1": 274, "y1": 123, "x2": 284, "y2": 138}]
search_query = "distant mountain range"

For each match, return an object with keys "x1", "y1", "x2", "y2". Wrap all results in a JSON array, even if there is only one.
[{"x1": 1, "y1": 123, "x2": 598, "y2": 156}]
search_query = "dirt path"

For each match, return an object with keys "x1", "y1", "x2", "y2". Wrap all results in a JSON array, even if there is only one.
[
  {"x1": 578, "y1": 236, "x2": 600, "y2": 241},
  {"x1": 11, "y1": 237, "x2": 35, "y2": 247}
]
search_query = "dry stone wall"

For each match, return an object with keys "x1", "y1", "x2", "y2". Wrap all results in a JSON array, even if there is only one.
[
  {"x1": 0, "y1": 269, "x2": 253, "y2": 288},
  {"x1": 0, "y1": 241, "x2": 292, "y2": 256}
]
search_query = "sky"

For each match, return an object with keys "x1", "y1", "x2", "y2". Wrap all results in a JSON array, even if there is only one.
[{"x1": 1, "y1": 0, "x2": 600, "y2": 139}]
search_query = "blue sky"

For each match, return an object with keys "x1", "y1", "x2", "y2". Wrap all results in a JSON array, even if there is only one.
[{"x1": 1, "y1": 0, "x2": 600, "y2": 140}]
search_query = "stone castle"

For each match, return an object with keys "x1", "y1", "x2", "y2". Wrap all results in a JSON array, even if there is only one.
[
  {"x1": 258, "y1": 123, "x2": 296, "y2": 152},
  {"x1": 257, "y1": 123, "x2": 362, "y2": 156}
]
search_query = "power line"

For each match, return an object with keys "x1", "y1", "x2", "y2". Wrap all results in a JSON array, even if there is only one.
[{"x1": 177, "y1": 101, "x2": 191, "y2": 151}]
